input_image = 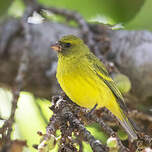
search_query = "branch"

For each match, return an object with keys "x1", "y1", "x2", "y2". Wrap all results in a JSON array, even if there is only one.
[
  {"x1": 129, "y1": 110, "x2": 152, "y2": 122},
  {"x1": 38, "y1": 95, "x2": 107, "y2": 152},
  {"x1": 37, "y1": 94, "x2": 152, "y2": 152}
]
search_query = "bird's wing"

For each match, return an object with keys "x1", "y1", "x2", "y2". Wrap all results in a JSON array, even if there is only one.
[{"x1": 86, "y1": 53, "x2": 128, "y2": 112}]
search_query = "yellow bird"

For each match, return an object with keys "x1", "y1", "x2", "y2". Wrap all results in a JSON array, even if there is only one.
[{"x1": 51, "y1": 35, "x2": 137, "y2": 140}]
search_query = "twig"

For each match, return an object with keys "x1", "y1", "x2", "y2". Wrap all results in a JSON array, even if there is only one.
[
  {"x1": 52, "y1": 96, "x2": 84, "y2": 152},
  {"x1": 0, "y1": 5, "x2": 32, "y2": 151},
  {"x1": 37, "y1": 114, "x2": 59, "y2": 152},
  {"x1": 129, "y1": 110, "x2": 152, "y2": 122},
  {"x1": 73, "y1": 138, "x2": 83, "y2": 152},
  {"x1": 90, "y1": 113, "x2": 129, "y2": 152},
  {"x1": 22, "y1": 0, "x2": 108, "y2": 58},
  {"x1": 72, "y1": 119, "x2": 106, "y2": 152},
  {"x1": 39, "y1": 5, "x2": 113, "y2": 65},
  {"x1": 91, "y1": 113, "x2": 115, "y2": 136},
  {"x1": 43, "y1": 7, "x2": 94, "y2": 46}
]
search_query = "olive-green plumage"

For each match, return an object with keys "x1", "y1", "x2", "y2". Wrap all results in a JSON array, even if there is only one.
[{"x1": 52, "y1": 35, "x2": 137, "y2": 140}]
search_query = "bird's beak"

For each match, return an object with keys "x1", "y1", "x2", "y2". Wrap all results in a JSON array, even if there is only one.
[{"x1": 51, "y1": 43, "x2": 62, "y2": 52}]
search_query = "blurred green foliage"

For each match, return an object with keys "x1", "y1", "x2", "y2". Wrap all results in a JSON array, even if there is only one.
[
  {"x1": 86, "y1": 123, "x2": 108, "y2": 144},
  {"x1": 15, "y1": 93, "x2": 50, "y2": 152},
  {"x1": 8, "y1": 0, "x2": 25, "y2": 17},
  {"x1": 0, "y1": 91, "x2": 50, "y2": 152},
  {"x1": 3, "y1": 0, "x2": 152, "y2": 30},
  {"x1": 38, "y1": 0, "x2": 144, "y2": 24},
  {"x1": 126, "y1": 0, "x2": 152, "y2": 30},
  {"x1": 0, "y1": 0, "x2": 12, "y2": 17},
  {"x1": 117, "y1": 130, "x2": 128, "y2": 141}
]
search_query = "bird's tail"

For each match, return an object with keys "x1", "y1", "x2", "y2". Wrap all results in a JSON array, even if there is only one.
[
  {"x1": 118, "y1": 110, "x2": 137, "y2": 141},
  {"x1": 106, "y1": 104, "x2": 137, "y2": 141}
]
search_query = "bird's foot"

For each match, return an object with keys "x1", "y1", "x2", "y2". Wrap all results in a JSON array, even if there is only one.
[{"x1": 86, "y1": 104, "x2": 98, "y2": 119}]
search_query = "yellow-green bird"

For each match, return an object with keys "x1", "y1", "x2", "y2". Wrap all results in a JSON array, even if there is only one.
[{"x1": 51, "y1": 35, "x2": 137, "y2": 140}]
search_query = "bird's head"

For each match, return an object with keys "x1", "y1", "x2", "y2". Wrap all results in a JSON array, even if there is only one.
[{"x1": 51, "y1": 35, "x2": 88, "y2": 57}]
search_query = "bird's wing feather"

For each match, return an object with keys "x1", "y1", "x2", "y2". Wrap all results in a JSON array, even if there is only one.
[{"x1": 86, "y1": 53, "x2": 128, "y2": 112}]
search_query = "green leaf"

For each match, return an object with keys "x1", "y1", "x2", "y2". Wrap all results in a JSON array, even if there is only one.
[
  {"x1": 86, "y1": 123, "x2": 108, "y2": 144},
  {"x1": 83, "y1": 141, "x2": 92, "y2": 152},
  {"x1": 8, "y1": 0, "x2": 25, "y2": 17},
  {"x1": 0, "y1": 0, "x2": 12, "y2": 17},
  {"x1": 15, "y1": 92, "x2": 47, "y2": 152},
  {"x1": 125, "y1": 0, "x2": 152, "y2": 30},
  {"x1": 117, "y1": 130, "x2": 128, "y2": 141},
  {"x1": 38, "y1": 0, "x2": 145, "y2": 24},
  {"x1": 35, "y1": 98, "x2": 53, "y2": 124}
]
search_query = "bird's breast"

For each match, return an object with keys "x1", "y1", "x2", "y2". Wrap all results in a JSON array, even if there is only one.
[{"x1": 56, "y1": 57, "x2": 116, "y2": 109}]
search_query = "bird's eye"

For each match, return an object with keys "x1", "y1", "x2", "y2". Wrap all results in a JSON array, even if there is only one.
[{"x1": 65, "y1": 43, "x2": 71, "y2": 48}]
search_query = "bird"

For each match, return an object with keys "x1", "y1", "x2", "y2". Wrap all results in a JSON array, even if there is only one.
[{"x1": 51, "y1": 35, "x2": 137, "y2": 141}]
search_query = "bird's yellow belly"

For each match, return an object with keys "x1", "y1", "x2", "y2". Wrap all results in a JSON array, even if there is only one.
[{"x1": 57, "y1": 71, "x2": 116, "y2": 109}]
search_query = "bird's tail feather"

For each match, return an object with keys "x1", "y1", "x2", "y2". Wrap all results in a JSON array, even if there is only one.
[
  {"x1": 106, "y1": 104, "x2": 137, "y2": 141},
  {"x1": 118, "y1": 111, "x2": 137, "y2": 141}
]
